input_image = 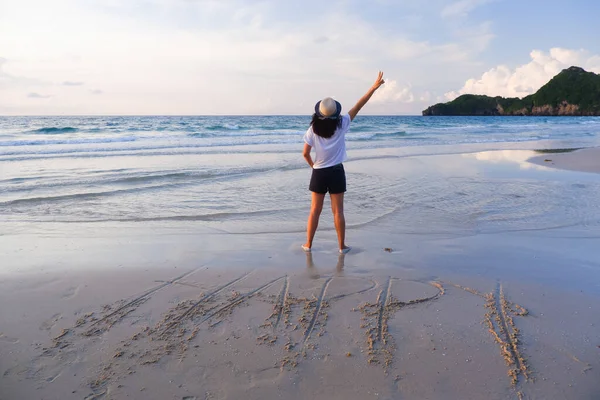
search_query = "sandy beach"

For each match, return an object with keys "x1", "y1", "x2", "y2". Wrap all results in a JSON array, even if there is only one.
[
  {"x1": 3, "y1": 0, "x2": 600, "y2": 395},
  {"x1": 1, "y1": 146, "x2": 600, "y2": 400},
  {"x1": 528, "y1": 147, "x2": 600, "y2": 174}
]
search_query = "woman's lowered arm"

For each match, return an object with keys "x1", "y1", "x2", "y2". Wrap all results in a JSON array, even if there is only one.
[{"x1": 303, "y1": 143, "x2": 314, "y2": 168}]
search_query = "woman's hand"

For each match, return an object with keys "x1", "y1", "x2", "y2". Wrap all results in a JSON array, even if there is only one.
[
  {"x1": 370, "y1": 71, "x2": 385, "y2": 92},
  {"x1": 348, "y1": 71, "x2": 385, "y2": 121}
]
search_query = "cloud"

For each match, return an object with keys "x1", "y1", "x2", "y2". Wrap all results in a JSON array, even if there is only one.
[
  {"x1": 0, "y1": 57, "x2": 48, "y2": 89},
  {"x1": 441, "y1": 0, "x2": 491, "y2": 19},
  {"x1": 27, "y1": 92, "x2": 52, "y2": 98},
  {"x1": 0, "y1": 0, "x2": 495, "y2": 114},
  {"x1": 419, "y1": 91, "x2": 432, "y2": 102},
  {"x1": 371, "y1": 80, "x2": 415, "y2": 103},
  {"x1": 90, "y1": 89, "x2": 103, "y2": 94},
  {"x1": 446, "y1": 48, "x2": 600, "y2": 100}
]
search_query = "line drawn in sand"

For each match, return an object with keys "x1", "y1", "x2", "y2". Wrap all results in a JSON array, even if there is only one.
[
  {"x1": 357, "y1": 277, "x2": 445, "y2": 369},
  {"x1": 38, "y1": 267, "x2": 202, "y2": 358},
  {"x1": 189, "y1": 275, "x2": 286, "y2": 331},
  {"x1": 448, "y1": 281, "x2": 532, "y2": 400},
  {"x1": 85, "y1": 271, "x2": 273, "y2": 395},
  {"x1": 28, "y1": 269, "x2": 579, "y2": 400},
  {"x1": 272, "y1": 276, "x2": 289, "y2": 330},
  {"x1": 24, "y1": 267, "x2": 207, "y2": 399},
  {"x1": 260, "y1": 276, "x2": 336, "y2": 368},
  {"x1": 157, "y1": 270, "x2": 254, "y2": 335},
  {"x1": 302, "y1": 277, "x2": 333, "y2": 345},
  {"x1": 257, "y1": 275, "x2": 378, "y2": 369},
  {"x1": 83, "y1": 267, "x2": 202, "y2": 336}
]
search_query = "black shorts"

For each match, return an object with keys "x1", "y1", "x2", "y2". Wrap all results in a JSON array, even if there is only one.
[{"x1": 309, "y1": 163, "x2": 346, "y2": 194}]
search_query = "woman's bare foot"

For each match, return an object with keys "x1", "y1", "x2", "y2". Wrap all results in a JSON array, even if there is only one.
[{"x1": 339, "y1": 245, "x2": 351, "y2": 254}]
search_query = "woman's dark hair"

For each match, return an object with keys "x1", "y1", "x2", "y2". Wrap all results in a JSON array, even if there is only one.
[{"x1": 310, "y1": 114, "x2": 342, "y2": 139}]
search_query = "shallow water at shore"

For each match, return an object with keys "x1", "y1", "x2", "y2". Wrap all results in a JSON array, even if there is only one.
[{"x1": 2, "y1": 145, "x2": 600, "y2": 238}]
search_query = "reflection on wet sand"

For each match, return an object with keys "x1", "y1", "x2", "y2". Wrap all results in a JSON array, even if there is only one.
[{"x1": 305, "y1": 252, "x2": 346, "y2": 278}]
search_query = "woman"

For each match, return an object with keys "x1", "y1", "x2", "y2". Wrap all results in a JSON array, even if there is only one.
[{"x1": 302, "y1": 71, "x2": 385, "y2": 254}]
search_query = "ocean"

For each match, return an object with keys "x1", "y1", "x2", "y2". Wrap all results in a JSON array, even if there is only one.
[
  {"x1": 3, "y1": 115, "x2": 600, "y2": 154},
  {"x1": 2, "y1": 115, "x2": 600, "y2": 236}
]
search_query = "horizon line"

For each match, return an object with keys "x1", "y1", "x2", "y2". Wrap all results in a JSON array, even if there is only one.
[{"x1": 0, "y1": 114, "x2": 423, "y2": 117}]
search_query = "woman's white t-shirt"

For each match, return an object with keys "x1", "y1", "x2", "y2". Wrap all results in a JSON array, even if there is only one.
[{"x1": 303, "y1": 114, "x2": 351, "y2": 169}]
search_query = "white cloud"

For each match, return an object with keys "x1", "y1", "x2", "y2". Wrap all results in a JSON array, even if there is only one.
[
  {"x1": 446, "y1": 48, "x2": 600, "y2": 100},
  {"x1": 419, "y1": 92, "x2": 432, "y2": 102},
  {"x1": 0, "y1": 0, "x2": 495, "y2": 114},
  {"x1": 371, "y1": 80, "x2": 415, "y2": 103}
]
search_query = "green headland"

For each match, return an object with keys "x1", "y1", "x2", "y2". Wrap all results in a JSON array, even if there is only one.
[{"x1": 423, "y1": 66, "x2": 600, "y2": 116}]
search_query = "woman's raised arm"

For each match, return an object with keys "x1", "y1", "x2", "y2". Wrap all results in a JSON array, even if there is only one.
[{"x1": 348, "y1": 71, "x2": 385, "y2": 121}]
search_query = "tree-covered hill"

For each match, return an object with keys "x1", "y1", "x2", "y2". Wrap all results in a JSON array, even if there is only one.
[{"x1": 423, "y1": 67, "x2": 600, "y2": 116}]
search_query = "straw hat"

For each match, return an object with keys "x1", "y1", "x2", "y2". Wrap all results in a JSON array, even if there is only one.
[{"x1": 315, "y1": 97, "x2": 342, "y2": 119}]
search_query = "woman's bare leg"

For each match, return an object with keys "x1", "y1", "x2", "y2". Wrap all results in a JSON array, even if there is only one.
[
  {"x1": 330, "y1": 193, "x2": 349, "y2": 251},
  {"x1": 304, "y1": 192, "x2": 325, "y2": 249}
]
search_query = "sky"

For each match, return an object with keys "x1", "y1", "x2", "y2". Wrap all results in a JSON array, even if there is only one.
[{"x1": 1, "y1": 0, "x2": 599, "y2": 115}]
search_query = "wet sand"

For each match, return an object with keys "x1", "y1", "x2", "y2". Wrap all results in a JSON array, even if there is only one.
[
  {"x1": 529, "y1": 147, "x2": 600, "y2": 174},
  {"x1": 1, "y1": 240, "x2": 599, "y2": 400},
  {"x1": 2, "y1": 148, "x2": 600, "y2": 400}
]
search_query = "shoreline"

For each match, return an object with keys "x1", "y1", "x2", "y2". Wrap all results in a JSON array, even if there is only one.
[{"x1": 528, "y1": 146, "x2": 600, "y2": 174}]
